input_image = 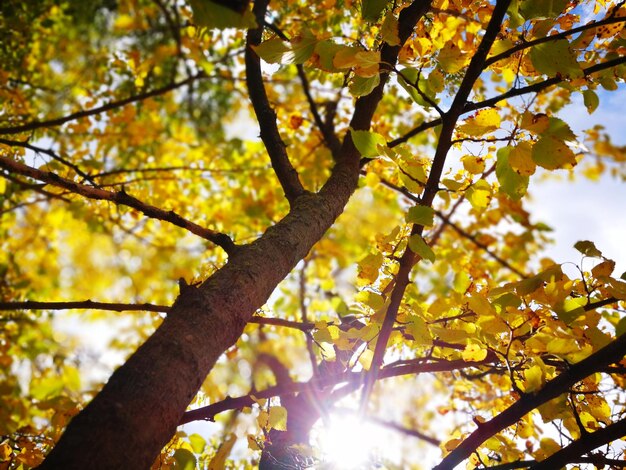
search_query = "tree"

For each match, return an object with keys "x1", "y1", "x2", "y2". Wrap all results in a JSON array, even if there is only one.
[{"x1": 1, "y1": 0, "x2": 626, "y2": 468}]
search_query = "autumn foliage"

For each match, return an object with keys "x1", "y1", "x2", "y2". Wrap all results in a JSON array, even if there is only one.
[{"x1": 1, "y1": 0, "x2": 626, "y2": 469}]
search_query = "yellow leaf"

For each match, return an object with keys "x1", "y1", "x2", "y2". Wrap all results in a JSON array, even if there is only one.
[
  {"x1": 247, "y1": 435, "x2": 261, "y2": 451},
  {"x1": 258, "y1": 410, "x2": 269, "y2": 428},
  {"x1": 459, "y1": 109, "x2": 501, "y2": 136},
  {"x1": 508, "y1": 142, "x2": 536, "y2": 176},
  {"x1": 358, "y1": 348, "x2": 374, "y2": 370},
  {"x1": 461, "y1": 343, "x2": 487, "y2": 362},
  {"x1": 539, "y1": 437, "x2": 561, "y2": 457},
  {"x1": 438, "y1": 41, "x2": 467, "y2": 73},
  {"x1": 268, "y1": 406, "x2": 288, "y2": 431},
  {"x1": 591, "y1": 259, "x2": 615, "y2": 278},
  {"x1": 523, "y1": 364, "x2": 544, "y2": 393},
  {"x1": 467, "y1": 294, "x2": 497, "y2": 316},
  {"x1": 443, "y1": 437, "x2": 463, "y2": 452},
  {"x1": 208, "y1": 434, "x2": 236, "y2": 470},
  {"x1": 0, "y1": 442, "x2": 12, "y2": 460},
  {"x1": 461, "y1": 155, "x2": 486, "y2": 174}
]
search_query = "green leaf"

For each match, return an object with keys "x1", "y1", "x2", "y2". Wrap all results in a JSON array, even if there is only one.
[
  {"x1": 616, "y1": 317, "x2": 626, "y2": 337},
  {"x1": 496, "y1": 147, "x2": 529, "y2": 200},
  {"x1": 189, "y1": 434, "x2": 206, "y2": 454},
  {"x1": 381, "y1": 12, "x2": 400, "y2": 46},
  {"x1": 574, "y1": 240, "x2": 603, "y2": 258},
  {"x1": 545, "y1": 117, "x2": 576, "y2": 141},
  {"x1": 349, "y1": 74, "x2": 380, "y2": 97},
  {"x1": 529, "y1": 40, "x2": 582, "y2": 78},
  {"x1": 351, "y1": 129, "x2": 386, "y2": 157},
  {"x1": 406, "y1": 206, "x2": 435, "y2": 226},
  {"x1": 173, "y1": 449, "x2": 196, "y2": 470},
  {"x1": 583, "y1": 89, "x2": 599, "y2": 114},
  {"x1": 519, "y1": 0, "x2": 568, "y2": 19},
  {"x1": 408, "y1": 234, "x2": 436, "y2": 263},
  {"x1": 362, "y1": 0, "x2": 389, "y2": 21},
  {"x1": 286, "y1": 30, "x2": 318, "y2": 64},
  {"x1": 556, "y1": 298, "x2": 586, "y2": 324},
  {"x1": 532, "y1": 136, "x2": 576, "y2": 170},
  {"x1": 312, "y1": 40, "x2": 345, "y2": 72},
  {"x1": 252, "y1": 38, "x2": 290, "y2": 64},
  {"x1": 188, "y1": 0, "x2": 256, "y2": 30},
  {"x1": 507, "y1": 0, "x2": 525, "y2": 28}
]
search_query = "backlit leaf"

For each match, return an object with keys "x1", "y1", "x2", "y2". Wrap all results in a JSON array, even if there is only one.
[
  {"x1": 351, "y1": 130, "x2": 386, "y2": 157},
  {"x1": 583, "y1": 89, "x2": 600, "y2": 114},
  {"x1": 252, "y1": 38, "x2": 290, "y2": 64},
  {"x1": 461, "y1": 343, "x2": 487, "y2": 362},
  {"x1": 519, "y1": 0, "x2": 568, "y2": 19},
  {"x1": 530, "y1": 40, "x2": 582, "y2": 78},
  {"x1": 532, "y1": 137, "x2": 577, "y2": 170},
  {"x1": 459, "y1": 109, "x2": 501, "y2": 137},
  {"x1": 496, "y1": 147, "x2": 529, "y2": 200},
  {"x1": 381, "y1": 13, "x2": 400, "y2": 46},
  {"x1": 508, "y1": 141, "x2": 536, "y2": 176},
  {"x1": 349, "y1": 74, "x2": 380, "y2": 97},
  {"x1": 406, "y1": 206, "x2": 435, "y2": 227},
  {"x1": 208, "y1": 434, "x2": 236, "y2": 469},
  {"x1": 268, "y1": 406, "x2": 288, "y2": 431},
  {"x1": 574, "y1": 240, "x2": 603, "y2": 257},
  {"x1": 408, "y1": 234, "x2": 436, "y2": 263},
  {"x1": 188, "y1": 0, "x2": 256, "y2": 29},
  {"x1": 174, "y1": 449, "x2": 197, "y2": 470},
  {"x1": 438, "y1": 41, "x2": 467, "y2": 74},
  {"x1": 362, "y1": 0, "x2": 389, "y2": 21}
]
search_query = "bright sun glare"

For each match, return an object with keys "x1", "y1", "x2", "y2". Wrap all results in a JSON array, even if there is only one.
[{"x1": 317, "y1": 414, "x2": 393, "y2": 469}]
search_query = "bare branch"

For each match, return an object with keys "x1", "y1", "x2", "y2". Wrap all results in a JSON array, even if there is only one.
[
  {"x1": 249, "y1": 315, "x2": 315, "y2": 331},
  {"x1": 0, "y1": 300, "x2": 169, "y2": 314},
  {"x1": 0, "y1": 73, "x2": 205, "y2": 136},
  {"x1": 245, "y1": 0, "x2": 305, "y2": 204},
  {"x1": 0, "y1": 155, "x2": 237, "y2": 254}
]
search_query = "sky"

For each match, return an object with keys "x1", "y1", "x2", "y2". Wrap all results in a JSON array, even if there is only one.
[{"x1": 527, "y1": 84, "x2": 626, "y2": 276}]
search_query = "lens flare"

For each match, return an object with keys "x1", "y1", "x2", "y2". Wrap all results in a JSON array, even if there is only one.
[{"x1": 317, "y1": 414, "x2": 384, "y2": 468}]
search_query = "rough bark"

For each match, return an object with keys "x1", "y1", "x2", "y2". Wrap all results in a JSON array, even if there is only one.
[
  {"x1": 37, "y1": 182, "x2": 357, "y2": 469},
  {"x1": 37, "y1": 1, "x2": 433, "y2": 467}
]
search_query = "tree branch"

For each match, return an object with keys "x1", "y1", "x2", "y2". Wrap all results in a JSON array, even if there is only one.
[
  {"x1": 296, "y1": 65, "x2": 343, "y2": 159},
  {"x1": 485, "y1": 16, "x2": 626, "y2": 68},
  {"x1": 531, "y1": 418, "x2": 626, "y2": 469},
  {"x1": 361, "y1": 0, "x2": 512, "y2": 413},
  {"x1": 0, "y1": 300, "x2": 169, "y2": 313},
  {"x1": 464, "y1": 56, "x2": 626, "y2": 113},
  {"x1": 0, "y1": 155, "x2": 237, "y2": 254},
  {"x1": 181, "y1": 357, "x2": 490, "y2": 424},
  {"x1": 245, "y1": 0, "x2": 305, "y2": 204},
  {"x1": 0, "y1": 73, "x2": 205, "y2": 136},
  {"x1": 390, "y1": 56, "x2": 626, "y2": 148},
  {"x1": 0, "y1": 138, "x2": 95, "y2": 184},
  {"x1": 434, "y1": 333, "x2": 626, "y2": 469}
]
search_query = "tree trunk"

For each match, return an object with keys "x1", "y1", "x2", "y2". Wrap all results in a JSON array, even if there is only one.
[{"x1": 37, "y1": 177, "x2": 358, "y2": 470}]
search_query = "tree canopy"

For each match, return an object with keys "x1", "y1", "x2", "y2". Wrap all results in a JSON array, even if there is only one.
[{"x1": 1, "y1": 0, "x2": 626, "y2": 468}]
